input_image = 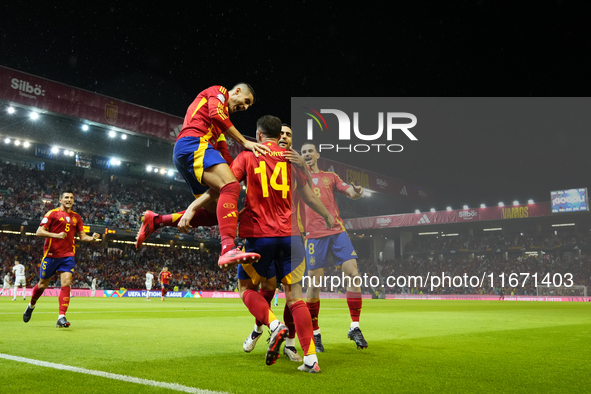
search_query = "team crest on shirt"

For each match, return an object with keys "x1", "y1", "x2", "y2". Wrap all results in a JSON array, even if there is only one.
[
  {"x1": 309, "y1": 256, "x2": 316, "y2": 266},
  {"x1": 217, "y1": 94, "x2": 225, "y2": 104},
  {"x1": 313, "y1": 178, "x2": 319, "y2": 185},
  {"x1": 66, "y1": 217, "x2": 70, "y2": 223},
  {"x1": 72, "y1": 217, "x2": 77, "y2": 225},
  {"x1": 323, "y1": 177, "x2": 330, "y2": 188}
]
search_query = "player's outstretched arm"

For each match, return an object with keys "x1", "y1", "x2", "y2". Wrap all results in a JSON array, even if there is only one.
[
  {"x1": 78, "y1": 231, "x2": 101, "y2": 242},
  {"x1": 36, "y1": 226, "x2": 66, "y2": 240},
  {"x1": 298, "y1": 184, "x2": 335, "y2": 229},
  {"x1": 224, "y1": 126, "x2": 270, "y2": 156},
  {"x1": 345, "y1": 181, "x2": 365, "y2": 200}
]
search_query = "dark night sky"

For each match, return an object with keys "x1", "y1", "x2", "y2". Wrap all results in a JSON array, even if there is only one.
[{"x1": 1, "y1": 2, "x2": 590, "y2": 209}]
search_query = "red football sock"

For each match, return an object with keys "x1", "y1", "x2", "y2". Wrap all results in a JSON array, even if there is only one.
[
  {"x1": 284, "y1": 303, "x2": 296, "y2": 339},
  {"x1": 242, "y1": 289, "x2": 277, "y2": 327},
  {"x1": 155, "y1": 209, "x2": 217, "y2": 228},
  {"x1": 217, "y1": 181, "x2": 240, "y2": 255},
  {"x1": 290, "y1": 300, "x2": 315, "y2": 355},
  {"x1": 59, "y1": 286, "x2": 70, "y2": 315},
  {"x1": 161, "y1": 288, "x2": 166, "y2": 297},
  {"x1": 346, "y1": 291, "x2": 362, "y2": 322},
  {"x1": 306, "y1": 301, "x2": 320, "y2": 331},
  {"x1": 256, "y1": 289, "x2": 275, "y2": 327},
  {"x1": 30, "y1": 284, "x2": 45, "y2": 306}
]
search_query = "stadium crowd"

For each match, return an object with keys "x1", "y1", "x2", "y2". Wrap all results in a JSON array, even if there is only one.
[
  {"x1": 2, "y1": 230, "x2": 590, "y2": 296},
  {"x1": 0, "y1": 161, "x2": 238, "y2": 239},
  {"x1": 404, "y1": 230, "x2": 591, "y2": 253},
  {"x1": 311, "y1": 254, "x2": 591, "y2": 296},
  {"x1": 376, "y1": 254, "x2": 591, "y2": 295},
  {"x1": 0, "y1": 233, "x2": 234, "y2": 291}
]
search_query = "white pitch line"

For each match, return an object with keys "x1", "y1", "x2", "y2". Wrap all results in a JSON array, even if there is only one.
[{"x1": 0, "y1": 353, "x2": 228, "y2": 394}]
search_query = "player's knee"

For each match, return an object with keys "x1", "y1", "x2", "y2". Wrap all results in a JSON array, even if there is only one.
[{"x1": 220, "y1": 180, "x2": 240, "y2": 195}]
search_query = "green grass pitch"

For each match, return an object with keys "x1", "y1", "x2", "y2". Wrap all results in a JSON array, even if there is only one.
[{"x1": 1, "y1": 297, "x2": 590, "y2": 393}]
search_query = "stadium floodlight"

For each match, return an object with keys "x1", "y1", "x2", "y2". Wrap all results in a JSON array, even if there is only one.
[
  {"x1": 146, "y1": 166, "x2": 152, "y2": 172},
  {"x1": 528, "y1": 199, "x2": 534, "y2": 204},
  {"x1": 498, "y1": 202, "x2": 504, "y2": 206},
  {"x1": 430, "y1": 208, "x2": 435, "y2": 212},
  {"x1": 159, "y1": 168, "x2": 166, "y2": 174},
  {"x1": 153, "y1": 168, "x2": 159, "y2": 173},
  {"x1": 51, "y1": 147, "x2": 59, "y2": 154},
  {"x1": 29, "y1": 112, "x2": 39, "y2": 120},
  {"x1": 167, "y1": 170, "x2": 174, "y2": 176},
  {"x1": 4, "y1": 138, "x2": 10, "y2": 144},
  {"x1": 108, "y1": 130, "x2": 116, "y2": 138},
  {"x1": 82, "y1": 125, "x2": 89, "y2": 131},
  {"x1": 70, "y1": 151, "x2": 75, "y2": 156},
  {"x1": 121, "y1": 134, "x2": 127, "y2": 140},
  {"x1": 365, "y1": 191, "x2": 372, "y2": 197},
  {"x1": 415, "y1": 209, "x2": 420, "y2": 214},
  {"x1": 64, "y1": 150, "x2": 70, "y2": 155},
  {"x1": 463, "y1": 205, "x2": 468, "y2": 209},
  {"x1": 446, "y1": 206, "x2": 452, "y2": 211},
  {"x1": 551, "y1": 223, "x2": 575, "y2": 227},
  {"x1": 110, "y1": 159, "x2": 121, "y2": 165},
  {"x1": 7, "y1": 107, "x2": 15, "y2": 114},
  {"x1": 419, "y1": 232, "x2": 439, "y2": 235},
  {"x1": 23, "y1": 141, "x2": 30, "y2": 148},
  {"x1": 14, "y1": 140, "x2": 21, "y2": 146},
  {"x1": 483, "y1": 227, "x2": 502, "y2": 231},
  {"x1": 480, "y1": 204, "x2": 486, "y2": 208},
  {"x1": 513, "y1": 200, "x2": 519, "y2": 205}
]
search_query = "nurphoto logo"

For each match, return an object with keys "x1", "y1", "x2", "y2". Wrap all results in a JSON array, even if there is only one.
[{"x1": 303, "y1": 107, "x2": 417, "y2": 153}]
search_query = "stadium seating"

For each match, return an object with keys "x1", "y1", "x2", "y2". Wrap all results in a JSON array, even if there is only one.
[{"x1": 0, "y1": 233, "x2": 234, "y2": 291}]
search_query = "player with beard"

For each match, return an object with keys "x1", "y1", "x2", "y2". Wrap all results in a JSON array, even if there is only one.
[
  {"x1": 24, "y1": 191, "x2": 100, "y2": 328},
  {"x1": 136, "y1": 83, "x2": 269, "y2": 268},
  {"x1": 300, "y1": 143, "x2": 368, "y2": 351},
  {"x1": 232, "y1": 116, "x2": 332, "y2": 371}
]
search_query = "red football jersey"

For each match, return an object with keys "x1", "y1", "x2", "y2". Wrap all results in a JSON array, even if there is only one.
[
  {"x1": 304, "y1": 171, "x2": 351, "y2": 239},
  {"x1": 160, "y1": 271, "x2": 172, "y2": 284},
  {"x1": 232, "y1": 141, "x2": 307, "y2": 238},
  {"x1": 291, "y1": 176, "x2": 307, "y2": 237},
  {"x1": 40, "y1": 208, "x2": 84, "y2": 258},
  {"x1": 177, "y1": 85, "x2": 234, "y2": 145}
]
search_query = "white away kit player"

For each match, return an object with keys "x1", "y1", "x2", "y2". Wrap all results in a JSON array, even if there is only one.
[{"x1": 12, "y1": 261, "x2": 26, "y2": 301}]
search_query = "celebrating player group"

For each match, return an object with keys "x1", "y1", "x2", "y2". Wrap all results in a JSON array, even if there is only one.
[
  {"x1": 133, "y1": 83, "x2": 368, "y2": 372},
  {"x1": 13, "y1": 82, "x2": 368, "y2": 374}
]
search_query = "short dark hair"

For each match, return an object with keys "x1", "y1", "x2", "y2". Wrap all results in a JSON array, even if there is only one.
[
  {"x1": 60, "y1": 190, "x2": 75, "y2": 199},
  {"x1": 301, "y1": 142, "x2": 317, "y2": 153},
  {"x1": 257, "y1": 115, "x2": 282, "y2": 139},
  {"x1": 233, "y1": 82, "x2": 256, "y2": 105},
  {"x1": 281, "y1": 123, "x2": 291, "y2": 129}
]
